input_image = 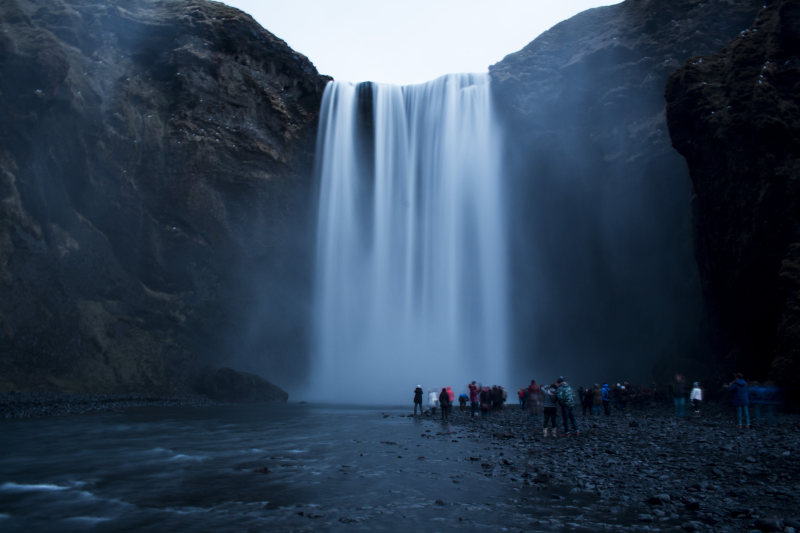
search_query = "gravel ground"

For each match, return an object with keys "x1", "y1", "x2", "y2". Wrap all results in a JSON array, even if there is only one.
[
  {"x1": 414, "y1": 402, "x2": 800, "y2": 532},
  {"x1": 0, "y1": 391, "x2": 218, "y2": 419}
]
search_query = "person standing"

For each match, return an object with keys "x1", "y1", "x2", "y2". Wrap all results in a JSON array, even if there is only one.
[
  {"x1": 480, "y1": 386, "x2": 491, "y2": 416},
  {"x1": 556, "y1": 377, "x2": 579, "y2": 436},
  {"x1": 439, "y1": 387, "x2": 452, "y2": 421},
  {"x1": 672, "y1": 373, "x2": 687, "y2": 417},
  {"x1": 413, "y1": 385, "x2": 423, "y2": 415},
  {"x1": 542, "y1": 383, "x2": 559, "y2": 437},
  {"x1": 729, "y1": 373, "x2": 750, "y2": 428},
  {"x1": 527, "y1": 380, "x2": 541, "y2": 427},
  {"x1": 690, "y1": 381, "x2": 702, "y2": 414},
  {"x1": 601, "y1": 382, "x2": 611, "y2": 416},
  {"x1": 428, "y1": 389, "x2": 439, "y2": 416},
  {"x1": 581, "y1": 385, "x2": 593, "y2": 416},
  {"x1": 592, "y1": 384, "x2": 602, "y2": 416},
  {"x1": 468, "y1": 381, "x2": 480, "y2": 418}
]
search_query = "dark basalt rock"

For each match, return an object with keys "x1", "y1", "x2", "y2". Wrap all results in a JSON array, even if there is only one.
[
  {"x1": 0, "y1": 0, "x2": 328, "y2": 394},
  {"x1": 196, "y1": 366, "x2": 288, "y2": 403},
  {"x1": 666, "y1": 0, "x2": 800, "y2": 386},
  {"x1": 490, "y1": 0, "x2": 764, "y2": 382}
]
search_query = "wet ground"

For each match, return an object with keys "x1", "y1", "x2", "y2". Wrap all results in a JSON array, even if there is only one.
[{"x1": 1, "y1": 402, "x2": 798, "y2": 532}]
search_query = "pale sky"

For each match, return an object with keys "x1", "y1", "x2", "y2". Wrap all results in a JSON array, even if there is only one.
[{"x1": 222, "y1": 0, "x2": 622, "y2": 85}]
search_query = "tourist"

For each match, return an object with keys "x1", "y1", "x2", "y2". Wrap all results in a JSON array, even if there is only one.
[
  {"x1": 750, "y1": 381, "x2": 781, "y2": 423},
  {"x1": 673, "y1": 373, "x2": 687, "y2": 417},
  {"x1": 690, "y1": 381, "x2": 702, "y2": 414},
  {"x1": 592, "y1": 383, "x2": 603, "y2": 416},
  {"x1": 468, "y1": 381, "x2": 480, "y2": 417},
  {"x1": 428, "y1": 389, "x2": 439, "y2": 416},
  {"x1": 581, "y1": 385, "x2": 593, "y2": 416},
  {"x1": 556, "y1": 377, "x2": 579, "y2": 436},
  {"x1": 728, "y1": 373, "x2": 750, "y2": 428},
  {"x1": 619, "y1": 382, "x2": 629, "y2": 412},
  {"x1": 518, "y1": 387, "x2": 526, "y2": 410},
  {"x1": 413, "y1": 385, "x2": 423, "y2": 415},
  {"x1": 439, "y1": 387, "x2": 452, "y2": 421},
  {"x1": 527, "y1": 380, "x2": 541, "y2": 427},
  {"x1": 601, "y1": 382, "x2": 611, "y2": 415},
  {"x1": 458, "y1": 393, "x2": 468, "y2": 411},
  {"x1": 542, "y1": 383, "x2": 559, "y2": 437},
  {"x1": 610, "y1": 382, "x2": 622, "y2": 411},
  {"x1": 480, "y1": 386, "x2": 491, "y2": 416},
  {"x1": 491, "y1": 385, "x2": 503, "y2": 413}
]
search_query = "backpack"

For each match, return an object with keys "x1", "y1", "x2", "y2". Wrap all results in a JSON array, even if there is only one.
[{"x1": 557, "y1": 384, "x2": 576, "y2": 407}]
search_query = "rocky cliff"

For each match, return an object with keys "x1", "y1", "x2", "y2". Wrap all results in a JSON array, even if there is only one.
[
  {"x1": 0, "y1": 0, "x2": 328, "y2": 396},
  {"x1": 666, "y1": 0, "x2": 800, "y2": 385},
  {"x1": 490, "y1": 0, "x2": 764, "y2": 382}
]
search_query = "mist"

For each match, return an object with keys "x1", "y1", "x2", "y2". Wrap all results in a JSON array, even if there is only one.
[{"x1": 492, "y1": 8, "x2": 710, "y2": 388}]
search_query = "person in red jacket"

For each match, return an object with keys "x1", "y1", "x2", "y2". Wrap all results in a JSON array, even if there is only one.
[
  {"x1": 527, "y1": 380, "x2": 541, "y2": 427},
  {"x1": 468, "y1": 381, "x2": 480, "y2": 417}
]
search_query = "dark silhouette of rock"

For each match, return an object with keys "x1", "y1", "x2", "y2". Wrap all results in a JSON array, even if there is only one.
[
  {"x1": 489, "y1": 0, "x2": 764, "y2": 383},
  {"x1": 666, "y1": 0, "x2": 800, "y2": 387},
  {"x1": 196, "y1": 367, "x2": 288, "y2": 403},
  {"x1": 0, "y1": 0, "x2": 328, "y2": 394}
]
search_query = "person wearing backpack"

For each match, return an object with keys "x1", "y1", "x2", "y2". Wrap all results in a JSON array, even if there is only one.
[
  {"x1": 601, "y1": 382, "x2": 611, "y2": 416},
  {"x1": 556, "y1": 377, "x2": 579, "y2": 436}
]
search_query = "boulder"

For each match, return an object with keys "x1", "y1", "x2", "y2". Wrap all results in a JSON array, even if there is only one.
[{"x1": 196, "y1": 367, "x2": 288, "y2": 403}]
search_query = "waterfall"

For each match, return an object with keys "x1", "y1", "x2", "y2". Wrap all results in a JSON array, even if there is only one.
[{"x1": 310, "y1": 73, "x2": 509, "y2": 403}]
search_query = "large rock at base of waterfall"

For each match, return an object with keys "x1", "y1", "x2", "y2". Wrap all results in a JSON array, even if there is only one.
[
  {"x1": 489, "y1": 0, "x2": 764, "y2": 382},
  {"x1": 0, "y1": 0, "x2": 328, "y2": 394},
  {"x1": 665, "y1": 0, "x2": 800, "y2": 386},
  {"x1": 196, "y1": 367, "x2": 289, "y2": 403}
]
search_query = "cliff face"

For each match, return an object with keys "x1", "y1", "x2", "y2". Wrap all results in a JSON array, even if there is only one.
[
  {"x1": 0, "y1": 0, "x2": 328, "y2": 393},
  {"x1": 490, "y1": 0, "x2": 764, "y2": 382},
  {"x1": 666, "y1": 0, "x2": 800, "y2": 384}
]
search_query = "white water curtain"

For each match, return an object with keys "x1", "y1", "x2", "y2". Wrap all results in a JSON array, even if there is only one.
[{"x1": 311, "y1": 74, "x2": 509, "y2": 403}]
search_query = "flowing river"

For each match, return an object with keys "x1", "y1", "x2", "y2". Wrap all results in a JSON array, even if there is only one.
[{"x1": 0, "y1": 404, "x2": 554, "y2": 532}]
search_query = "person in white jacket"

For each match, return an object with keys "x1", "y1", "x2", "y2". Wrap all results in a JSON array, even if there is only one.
[
  {"x1": 427, "y1": 390, "x2": 439, "y2": 415},
  {"x1": 690, "y1": 382, "x2": 703, "y2": 414}
]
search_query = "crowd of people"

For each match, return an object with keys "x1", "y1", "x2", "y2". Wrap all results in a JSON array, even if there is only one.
[{"x1": 413, "y1": 372, "x2": 785, "y2": 432}]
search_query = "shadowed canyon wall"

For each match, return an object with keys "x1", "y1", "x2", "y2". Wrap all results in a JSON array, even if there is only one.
[
  {"x1": 0, "y1": 0, "x2": 327, "y2": 395},
  {"x1": 666, "y1": 0, "x2": 800, "y2": 388},
  {"x1": 490, "y1": 0, "x2": 764, "y2": 384}
]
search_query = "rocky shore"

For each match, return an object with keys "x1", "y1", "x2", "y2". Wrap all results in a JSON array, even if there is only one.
[
  {"x1": 0, "y1": 391, "x2": 218, "y2": 419},
  {"x1": 414, "y1": 403, "x2": 800, "y2": 532}
]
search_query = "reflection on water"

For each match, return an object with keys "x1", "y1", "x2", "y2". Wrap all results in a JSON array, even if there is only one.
[{"x1": 0, "y1": 404, "x2": 527, "y2": 531}]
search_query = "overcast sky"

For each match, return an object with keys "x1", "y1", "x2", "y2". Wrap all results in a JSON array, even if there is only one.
[{"x1": 222, "y1": 0, "x2": 622, "y2": 85}]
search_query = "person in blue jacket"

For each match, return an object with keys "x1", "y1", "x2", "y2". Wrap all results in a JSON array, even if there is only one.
[
  {"x1": 601, "y1": 383, "x2": 611, "y2": 416},
  {"x1": 728, "y1": 373, "x2": 750, "y2": 428}
]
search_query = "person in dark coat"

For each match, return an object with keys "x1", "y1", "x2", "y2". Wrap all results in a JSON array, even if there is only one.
[
  {"x1": 728, "y1": 373, "x2": 750, "y2": 428},
  {"x1": 439, "y1": 387, "x2": 452, "y2": 421},
  {"x1": 413, "y1": 385, "x2": 423, "y2": 415}
]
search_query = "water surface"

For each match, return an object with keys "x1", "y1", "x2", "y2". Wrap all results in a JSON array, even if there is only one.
[{"x1": 1, "y1": 404, "x2": 535, "y2": 531}]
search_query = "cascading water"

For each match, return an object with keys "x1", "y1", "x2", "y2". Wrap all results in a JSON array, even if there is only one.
[{"x1": 311, "y1": 73, "x2": 509, "y2": 403}]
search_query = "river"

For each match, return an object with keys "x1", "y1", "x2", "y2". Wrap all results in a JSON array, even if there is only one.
[{"x1": 1, "y1": 403, "x2": 548, "y2": 532}]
